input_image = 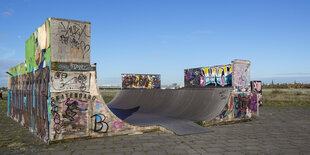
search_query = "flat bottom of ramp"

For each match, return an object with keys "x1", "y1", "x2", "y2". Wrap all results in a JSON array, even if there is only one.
[{"x1": 122, "y1": 113, "x2": 212, "y2": 135}]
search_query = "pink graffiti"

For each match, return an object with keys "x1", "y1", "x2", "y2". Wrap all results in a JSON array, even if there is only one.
[{"x1": 113, "y1": 121, "x2": 124, "y2": 130}]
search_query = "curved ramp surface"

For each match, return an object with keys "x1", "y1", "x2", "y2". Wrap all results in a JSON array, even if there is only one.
[{"x1": 108, "y1": 88, "x2": 231, "y2": 135}]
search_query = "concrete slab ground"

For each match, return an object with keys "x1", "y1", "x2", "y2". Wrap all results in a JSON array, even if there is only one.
[{"x1": 0, "y1": 105, "x2": 309, "y2": 154}]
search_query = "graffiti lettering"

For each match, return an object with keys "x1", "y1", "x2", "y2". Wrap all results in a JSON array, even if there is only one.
[
  {"x1": 91, "y1": 114, "x2": 109, "y2": 133},
  {"x1": 59, "y1": 21, "x2": 90, "y2": 55}
]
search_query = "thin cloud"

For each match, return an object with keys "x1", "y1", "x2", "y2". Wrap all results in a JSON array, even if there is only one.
[{"x1": 2, "y1": 10, "x2": 14, "y2": 17}]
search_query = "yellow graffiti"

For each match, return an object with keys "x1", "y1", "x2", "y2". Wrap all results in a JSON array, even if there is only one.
[{"x1": 203, "y1": 67, "x2": 209, "y2": 75}]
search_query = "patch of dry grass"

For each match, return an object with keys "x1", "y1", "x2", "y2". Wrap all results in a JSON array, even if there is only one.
[
  {"x1": 263, "y1": 88, "x2": 310, "y2": 106},
  {"x1": 99, "y1": 90, "x2": 120, "y2": 103}
]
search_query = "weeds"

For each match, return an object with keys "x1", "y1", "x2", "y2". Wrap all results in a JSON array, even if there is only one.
[{"x1": 264, "y1": 89, "x2": 310, "y2": 106}]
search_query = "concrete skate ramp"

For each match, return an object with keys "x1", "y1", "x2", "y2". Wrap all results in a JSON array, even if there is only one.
[{"x1": 108, "y1": 88, "x2": 231, "y2": 135}]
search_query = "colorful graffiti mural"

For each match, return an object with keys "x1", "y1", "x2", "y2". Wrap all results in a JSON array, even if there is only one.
[
  {"x1": 122, "y1": 74, "x2": 161, "y2": 89},
  {"x1": 7, "y1": 67, "x2": 50, "y2": 142},
  {"x1": 232, "y1": 60, "x2": 250, "y2": 92},
  {"x1": 25, "y1": 20, "x2": 51, "y2": 73},
  {"x1": 8, "y1": 62, "x2": 26, "y2": 77},
  {"x1": 184, "y1": 64, "x2": 232, "y2": 88},
  {"x1": 207, "y1": 60, "x2": 259, "y2": 124},
  {"x1": 217, "y1": 93, "x2": 252, "y2": 119},
  {"x1": 251, "y1": 81, "x2": 263, "y2": 108}
]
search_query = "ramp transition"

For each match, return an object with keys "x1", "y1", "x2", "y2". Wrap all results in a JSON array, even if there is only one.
[{"x1": 108, "y1": 88, "x2": 231, "y2": 135}]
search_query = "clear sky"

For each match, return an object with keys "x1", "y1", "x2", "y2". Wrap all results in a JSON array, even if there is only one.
[{"x1": 0, "y1": 0, "x2": 309, "y2": 86}]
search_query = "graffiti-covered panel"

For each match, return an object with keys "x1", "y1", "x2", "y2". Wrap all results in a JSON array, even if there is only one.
[
  {"x1": 251, "y1": 81, "x2": 263, "y2": 108},
  {"x1": 217, "y1": 93, "x2": 252, "y2": 120},
  {"x1": 184, "y1": 64, "x2": 232, "y2": 88},
  {"x1": 50, "y1": 71, "x2": 90, "y2": 92},
  {"x1": 7, "y1": 67, "x2": 50, "y2": 142},
  {"x1": 232, "y1": 60, "x2": 251, "y2": 92},
  {"x1": 8, "y1": 62, "x2": 26, "y2": 77},
  {"x1": 25, "y1": 20, "x2": 51, "y2": 72},
  {"x1": 50, "y1": 92, "x2": 91, "y2": 140},
  {"x1": 50, "y1": 18, "x2": 91, "y2": 63},
  {"x1": 122, "y1": 74, "x2": 161, "y2": 89}
]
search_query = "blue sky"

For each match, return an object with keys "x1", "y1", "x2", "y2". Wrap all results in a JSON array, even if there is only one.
[{"x1": 0, "y1": 0, "x2": 309, "y2": 86}]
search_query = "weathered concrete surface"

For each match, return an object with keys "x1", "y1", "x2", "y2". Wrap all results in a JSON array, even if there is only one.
[
  {"x1": 108, "y1": 88, "x2": 231, "y2": 135},
  {"x1": 50, "y1": 18, "x2": 91, "y2": 63},
  {"x1": 1, "y1": 105, "x2": 309, "y2": 154}
]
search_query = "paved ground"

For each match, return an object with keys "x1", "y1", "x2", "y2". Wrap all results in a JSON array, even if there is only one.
[{"x1": 1, "y1": 105, "x2": 310, "y2": 155}]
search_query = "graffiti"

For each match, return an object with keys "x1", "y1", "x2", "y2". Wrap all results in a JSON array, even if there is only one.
[
  {"x1": 91, "y1": 99, "x2": 109, "y2": 133},
  {"x1": 24, "y1": 20, "x2": 50, "y2": 73},
  {"x1": 51, "y1": 71, "x2": 90, "y2": 92},
  {"x1": 250, "y1": 93, "x2": 258, "y2": 112},
  {"x1": 225, "y1": 95, "x2": 234, "y2": 116},
  {"x1": 113, "y1": 121, "x2": 124, "y2": 130},
  {"x1": 232, "y1": 60, "x2": 250, "y2": 92},
  {"x1": 91, "y1": 114, "x2": 109, "y2": 133},
  {"x1": 224, "y1": 93, "x2": 251, "y2": 118},
  {"x1": 122, "y1": 74, "x2": 161, "y2": 89},
  {"x1": 184, "y1": 64, "x2": 232, "y2": 88},
  {"x1": 52, "y1": 96, "x2": 63, "y2": 138},
  {"x1": 51, "y1": 62, "x2": 95, "y2": 71},
  {"x1": 233, "y1": 93, "x2": 251, "y2": 118},
  {"x1": 51, "y1": 93, "x2": 91, "y2": 139},
  {"x1": 251, "y1": 81, "x2": 263, "y2": 108},
  {"x1": 63, "y1": 99, "x2": 88, "y2": 121},
  {"x1": 8, "y1": 62, "x2": 26, "y2": 77},
  {"x1": 59, "y1": 21, "x2": 90, "y2": 56},
  {"x1": 7, "y1": 67, "x2": 50, "y2": 142}
]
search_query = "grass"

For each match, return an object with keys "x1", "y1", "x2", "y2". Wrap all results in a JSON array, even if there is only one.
[
  {"x1": 263, "y1": 88, "x2": 310, "y2": 106},
  {"x1": 100, "y1": 90, "x2": 120, "y2": 103}
]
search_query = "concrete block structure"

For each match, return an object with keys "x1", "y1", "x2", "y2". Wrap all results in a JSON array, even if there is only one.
[
  {"x1": 7, "y1": 18, "x2": 158, "y2": 143},
  {"x1": 7, "y1": 18, "x2": 261, "y2": 143}
]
